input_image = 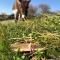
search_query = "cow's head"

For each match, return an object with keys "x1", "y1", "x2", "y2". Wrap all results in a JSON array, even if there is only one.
[{"x1": 21, "y1": 0, "x2": 31, "y2": 17}]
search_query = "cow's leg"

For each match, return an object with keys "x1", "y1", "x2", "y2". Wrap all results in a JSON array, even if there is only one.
[
  {"x1": 18, "y1": 14, "x2": 21, "y2": 20},
  {"x1": 15, "y1": 12, "x2": 19, "y2": 22},
  {"x1": 21, "y1": 11, "x2": 25, "y2": 20},
  {"x1": 24, "y1": 10, "x2": 28, "y2": 19},
  {"x1": 24, "y1": 6, "x2": 29, "y2": 19},
  {"x1": 18, "y1": 6, "x2": 25, "y2": 21},
  {"x1": 22, "y1": 14, "x2": 25, "y2": 19},
  {"x1": 12, "y1": 9, "x2": 18, "y2": 22},
  {"x1": 21, "y1": 14, "x2": 25, "y2": 21},
  {"x1": 25, "y1": 9, "x2": 28, "y2": 17}
]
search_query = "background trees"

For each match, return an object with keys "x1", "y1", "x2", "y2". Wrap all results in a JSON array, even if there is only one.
[
  {"x1": 27, "y1": 4, "x2": 51, "y2": 18},
  {"x1": 0, "y1": 13, "x2": 8, "y2": 20},
  {"x1": 28, "y1": 5, "x2": 37, "y2": 17},
  {"x1": 39, "y1": 4, "x2": 50, "y2": 14}
]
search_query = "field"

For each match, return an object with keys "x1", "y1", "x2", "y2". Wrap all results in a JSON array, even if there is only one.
[{"x1": 0, "y1": 14, "x2": 60, "y2": 60}]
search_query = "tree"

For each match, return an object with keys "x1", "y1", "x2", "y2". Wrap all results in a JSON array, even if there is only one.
[
  {"x1": 39, "y1": 4, "x2": 50, "y2": 14},
  {"x1": 0, "y1": 13, "x2": 8, "y2": 20},
  {"x1": 28, "y1": 5, "x2": 37, "y2": 17},
  {"x1": 56, "y1": 10, "x2": 60, "y2": 15}
]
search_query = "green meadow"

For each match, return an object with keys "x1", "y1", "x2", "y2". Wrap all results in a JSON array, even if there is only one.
[{"x1": 0, "y1": 14, "x2": 60, "y2": 60}]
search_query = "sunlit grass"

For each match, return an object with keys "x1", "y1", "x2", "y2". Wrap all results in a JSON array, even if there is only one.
[{"x1": 0, "y1": 14, "x2": 60, "y2": 60}]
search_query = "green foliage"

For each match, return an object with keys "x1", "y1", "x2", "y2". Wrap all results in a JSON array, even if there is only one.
[{"x1": 0, "y1": 14, "x2": 60, "y2": 60}]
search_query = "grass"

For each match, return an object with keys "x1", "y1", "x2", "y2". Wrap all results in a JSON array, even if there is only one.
[{"x1": 0, "y1": 14, "x2": 60, "y2": 60}]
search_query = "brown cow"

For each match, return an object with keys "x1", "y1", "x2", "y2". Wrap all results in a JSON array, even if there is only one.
[{"x1": 12, "y1": 0, "x2": 31, "y2": 21}]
